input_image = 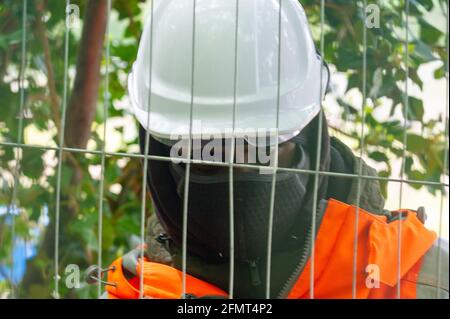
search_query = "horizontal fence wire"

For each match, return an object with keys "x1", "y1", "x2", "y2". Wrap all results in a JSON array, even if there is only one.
[{"x1": 0, "y1": 141, "x2": 447, "y2": 189}]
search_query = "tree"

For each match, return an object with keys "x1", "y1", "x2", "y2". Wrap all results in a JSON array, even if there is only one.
[{"x1": 0, "y1": 0, "x2": 448, "y2": 298}]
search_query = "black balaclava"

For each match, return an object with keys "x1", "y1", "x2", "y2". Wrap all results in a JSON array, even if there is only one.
[
  {"x1": 139, "y1": 112, "x2": 331, "y2": 264},
  {"x1": 167, "y1": 138, "x2": 310, "y2": 261}
]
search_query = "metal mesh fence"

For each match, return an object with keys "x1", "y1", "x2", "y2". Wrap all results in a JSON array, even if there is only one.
[{"x1": 0, "y1": 0, "x2": 448, "y2": 299}]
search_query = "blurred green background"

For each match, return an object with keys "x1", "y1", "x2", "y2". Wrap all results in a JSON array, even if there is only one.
[{"x1": 0, "y1": 0, "x2": 448, "y2": 298}]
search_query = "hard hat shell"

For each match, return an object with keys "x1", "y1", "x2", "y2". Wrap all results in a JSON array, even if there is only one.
[{"x1": 128, "y1": 0, "x2": 328, "y2": 142}]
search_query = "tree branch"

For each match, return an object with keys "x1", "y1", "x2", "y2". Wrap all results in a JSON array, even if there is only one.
[
  {"x1": 65, "y1": 0, "x2": 109, "y2": 149},
  {"x1": 329, "y1": 124, "x2": 358, "y2": 140},
  {"x1": 34, "y1": 1, "x2": 61, "y2": 132}
]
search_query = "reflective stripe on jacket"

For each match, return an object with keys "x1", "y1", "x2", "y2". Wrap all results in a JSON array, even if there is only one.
[{"x1": 105, "y1": 199, "x2": 443, "y2": 299}]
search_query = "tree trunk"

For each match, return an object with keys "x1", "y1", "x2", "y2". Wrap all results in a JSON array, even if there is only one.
[
  {"x1": 65, "y1": 0, "x2": 109, "y2": 150},
  {"x1": 20, "y1": 0, "x2": 109, "y2": 298}
]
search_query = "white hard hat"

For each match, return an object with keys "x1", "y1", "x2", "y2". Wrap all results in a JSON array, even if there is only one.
[{"x1": 128, "y1": 0, "x2": 329, "y2": 143}]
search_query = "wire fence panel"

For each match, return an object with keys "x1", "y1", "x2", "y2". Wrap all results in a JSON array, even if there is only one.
[{"x1": 0, "y1": 0, "x2": 448, "y2": 300}]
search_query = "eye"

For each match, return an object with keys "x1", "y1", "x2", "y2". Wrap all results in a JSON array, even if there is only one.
[{"x1": 191, "y1": 164, "x2": 226, "y2": 175}]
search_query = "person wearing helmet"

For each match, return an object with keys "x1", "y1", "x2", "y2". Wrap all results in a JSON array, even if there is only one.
[{"x1": 103, "y1": 0, "x2": 448, "y2": 299}]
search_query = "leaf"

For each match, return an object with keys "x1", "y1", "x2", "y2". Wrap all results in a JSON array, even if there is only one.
[
  {"x1": 406, "y1": 134, "x2": 428, "y2": 153},
  {"x1": 368, "y1": 151, "x2": 389, "y2": 163},
  {"x1": 407, "y1": 170, "x2": 427, "y2": 189},
  {"x1": 412, "y1": 40, "x2": 439, "y2": 62},
  {"x1": 408, "y1": 97, "x2": 424, "y2": 122},
  {"x1": 21, "y1": 148, "x2": 44, "y2": 180},
  {"x1": 434, "y1": 65, "x2": 445, "y2": 79},
  {"x1": 418, "y1": 17, "x2": 443, "y2": 44},
  {"x1": 405, "y1": 156, "x2": 414, "y2": 173},
  {"x1": 416, "y1": 0, "x2": 434, "y2": 11},
  {"x1": 115, "y1": 213, "x2": 140, "y2": 235},
  {"x1": 0, "y1": 30, "x2": 22, "y2": 49},
  {"x1": 369, "y1": 68, "x2": 383, "y2": 98}
]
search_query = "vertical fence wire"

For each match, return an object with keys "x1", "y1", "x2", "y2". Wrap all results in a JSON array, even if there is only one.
[
  {"x1": 351, "y1": 0, "x2": 368, "y2": 299},
  {"x1": 227, "y1": 0, "x2": 240, "y2": 299},
  {"x1": 264, "y1": 0, "x2": 283, "y2": 299},
  {"x1": 53, "y1": 0, "x2": 71, "y2": 299},
  {"x1": 397, "y1": 0, "x2": 410, "y2": 299},
  {"x1": 309, "y1": 0, "x2": 326, "y2": 299},
  {"x1": 8, "y1": 0, "x2": 27, "y2": 299},
  {"x1": 139, "y1": 0, "x2": 155, "y2": 299},
  {"x1": 96, "y1": 0, "x2": 112, "y2": 299},
  {"x1": 436, "y1": 0, "x2": 449, "y2": 299},
  {"x1": 181, "y1": 0, "x2": 198, "y2": 298}
]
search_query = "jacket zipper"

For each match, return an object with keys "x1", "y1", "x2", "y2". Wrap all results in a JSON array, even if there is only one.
[
  {"x1": 247, "y1": 259, "x2": 262, "y2": 286},
  {"x1": 277, "y1": 199, "x2": 327, "y2": 299},
  {"x1": 277, "y1": 225, "x2": 313, "y2": 298},
  {"x1": 278, "y1": 200, "x2": 328, "y2": 299}
]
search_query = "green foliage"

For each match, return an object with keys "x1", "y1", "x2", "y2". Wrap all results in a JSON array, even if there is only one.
[
  {"x1": 302, "y1": 0, "x2": 448, "y2": 194},
  {"x1": 0, "y1": 0, "x2": 448, "y2": 298}
]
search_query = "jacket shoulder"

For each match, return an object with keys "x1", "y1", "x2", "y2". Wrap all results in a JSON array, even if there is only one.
[
  {"x1": 330, "y1": 137, "x2": 386, "y2": 214},
  {"x1": 416, "y1": 239, "x2": 449, "y2": 299}
]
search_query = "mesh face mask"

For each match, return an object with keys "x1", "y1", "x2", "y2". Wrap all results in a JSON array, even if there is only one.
[{"x1": 168, "y1": 140, "x2": 310, "y2": 261}]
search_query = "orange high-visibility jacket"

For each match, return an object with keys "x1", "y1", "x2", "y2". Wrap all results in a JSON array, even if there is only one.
[{"x1": 105, "y1": 199, "x2": 442, "y2": 299}]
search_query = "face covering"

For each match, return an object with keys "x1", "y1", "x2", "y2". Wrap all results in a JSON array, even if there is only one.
[{"x1": 168, "y1": 142, "x2": 310, "y2": 262}]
